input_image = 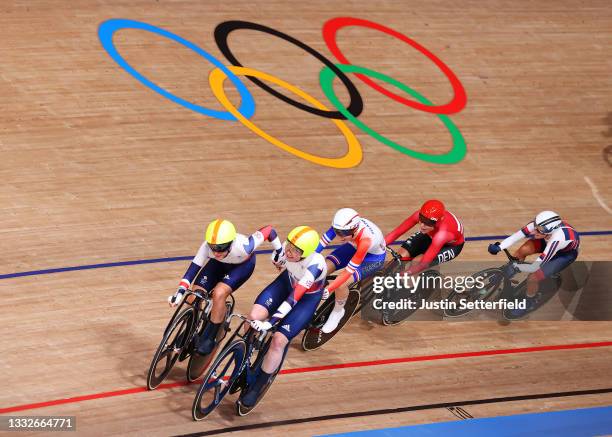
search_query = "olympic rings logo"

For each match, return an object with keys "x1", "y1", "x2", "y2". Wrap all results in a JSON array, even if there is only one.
[{"x1": 98, "y1": 17, "x2": 467, "y2": 168}]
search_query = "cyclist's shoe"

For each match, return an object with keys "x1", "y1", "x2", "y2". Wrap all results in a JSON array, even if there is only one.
[
  {"x1": 322, "y1": 307, "x2": 345, "y2": 333},
  {"x1": 240, "y1": 370, "x2": 271, "y2": 407},
  {"x1": 195, "y1": 321, "x2": 222, "y2": 355},
  {"x1": 195, "y1": 334, "x2": 216, "y2": 356},
  {"x1": 509, "y1": 293, "x2": 541, "y2": 318},
  {"x1": 240, "y1": 386, "x2": 259, "y2": 408}
]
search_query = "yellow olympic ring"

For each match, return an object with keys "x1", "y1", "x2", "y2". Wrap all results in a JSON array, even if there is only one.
[{"x1": 208, "y1": 66, "x2": 362, "y2": 169}]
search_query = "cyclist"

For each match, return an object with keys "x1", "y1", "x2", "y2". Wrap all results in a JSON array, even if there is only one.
[
  {"x1": 168, "y1": 219, "x2": 283, "y2": 356},
  {"x1": 240, "y1": 226, "x2": 327, "y2": 407},
  {"x1": 488, "y1": 211, "x2": 580, "y2": 311},
  {"x1": 385, "y1": 199, "x2": 465, "y2": 275},
  {"x1": 316, "y1": 208, "x2": 387, "y2": 334}
]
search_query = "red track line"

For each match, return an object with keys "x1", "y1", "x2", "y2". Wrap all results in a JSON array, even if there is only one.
[{"x1": 2, "y1": 340, "x2": 611, "y2": 414}]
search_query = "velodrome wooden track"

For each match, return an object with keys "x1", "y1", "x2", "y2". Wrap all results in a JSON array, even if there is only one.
[{"x1": 1, "y1": 0, "x2": 612, "y2": 435}]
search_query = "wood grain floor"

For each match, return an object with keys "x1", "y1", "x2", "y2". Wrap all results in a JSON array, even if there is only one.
[{"x1": 1, "y1": 0, "x2": 611, "y2": 435}]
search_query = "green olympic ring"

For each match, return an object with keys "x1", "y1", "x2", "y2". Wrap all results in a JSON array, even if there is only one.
[{"x1": 319, "y1": 64, "x2": 466, "y2": 164}]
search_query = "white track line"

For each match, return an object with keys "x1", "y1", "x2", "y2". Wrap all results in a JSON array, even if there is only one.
[{"x1": 584, "y1": 176, "x2": 612, "y2": 215}]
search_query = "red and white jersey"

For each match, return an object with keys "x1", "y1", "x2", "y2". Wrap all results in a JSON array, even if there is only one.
[{"x1": 349, "y1": 218, "x2": 387, "y2": 255}]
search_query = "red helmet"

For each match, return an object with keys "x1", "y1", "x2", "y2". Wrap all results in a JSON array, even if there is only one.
[{"x1": 419, "y1": 200, "x2": 445, "y2": 225}]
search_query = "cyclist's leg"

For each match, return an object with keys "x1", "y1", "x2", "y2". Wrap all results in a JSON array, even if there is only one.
[
  {"x1": 211, "y1": 255, "x2": 257, "y2": 323},
  {"x1": 252, "y1": 270, "x2": 291, "y2": 320},
  {"x1": 527, "y1": 249, "x2": 578, "y2": 297},
  {"x1": 509, "y1": 250, "x2": 578, "y2": 319},
  {"x1": 196, "y1": 257, "x2": 257, "y2": 354},
  {"x1": 323, "y1": 252, "x2": 385, "y2": 332},
  {"x1": 325, "y1": 243, "x2": 355, "y2": 275},
  {"x1": 513, "y1": 239, "x2": 545, "y2": 261},
  {"x1": 242, "y1": 291, "x2": 321, "y2": 406},
  {"x1": 399, "y1": 232, "x2": 432, "y2": 265},
  {"x1": 232, "y1": 271, "x2": 290, "y2": 390},
  {"x1": 192, "y1": 260, "x2": 225, "y2": 354},
  {"x1": 428, "y1": 242, "x2": 464, "y2": 268},
  {"x1": 512, "y1": 240, "x2": 546, "y2": 295},
  {"x1": 323, "y1": 244, "x2": 356, "y2": 328}
]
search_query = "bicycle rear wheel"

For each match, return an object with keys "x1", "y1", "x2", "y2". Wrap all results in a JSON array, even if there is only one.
[
  {"x1": 192, "y1": 339, "x2": 246, "y2": 421},
  {"x1": 301, "y1": 285, "x2": 360, "y2": 351},
  {"x1": 444, "y1": 268, "x2": 505, "y2": 317},
  {"x1": 382, "y1": 269, "x2": 442, "y2": 325},
  {"x1": 147, "y1": 307, "x2": 194, "y2": 390}
]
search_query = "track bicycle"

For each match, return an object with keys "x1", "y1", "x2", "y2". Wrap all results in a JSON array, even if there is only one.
[
  {"x1": 443, "y1": 249, "x2": 561, "y2": 320},
  {"x1": 301, "y1": 247, "x2": 405, "y2": 350},
  {"x1": 146, "y1": 289, "x2": 234, "y2": 390},
  {"x1": 191, "y1": 314, "x2": 287, "y2": 419}
]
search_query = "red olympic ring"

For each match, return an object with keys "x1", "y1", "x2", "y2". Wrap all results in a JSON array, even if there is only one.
[{"x1": 323, "y1": 17, "x2": 467, "y2": 115}]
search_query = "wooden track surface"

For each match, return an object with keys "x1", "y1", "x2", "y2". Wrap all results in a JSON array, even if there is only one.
[{"x1": 1, "y1": 0, "x2": 611, "y2": 435}]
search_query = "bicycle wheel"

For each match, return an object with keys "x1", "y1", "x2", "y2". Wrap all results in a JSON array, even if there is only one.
[
  {"x1": 186, "y1": 298, "x2": 235, "y2": 382},
  {"x1": 381, "y1": 283, "x2": 420, "y2": 325},
  {"x1": 444, "y1": 268, "x2": 505, "y2": 317},
  {"x1": 301, "y1": 285, "x2": 360, "y2": 351},
  {"x1": 382, "y1": 269, "x2": 442, "y2": 325},
  {"x1": 192, "y1": 339, "x2": 247, "y2": 421},
  {"x1": 146, "y1": 307, "x2": 195, "y2": 390}
]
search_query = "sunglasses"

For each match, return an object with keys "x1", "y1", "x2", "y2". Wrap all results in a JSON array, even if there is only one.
[
  {"x1": 208, "y1": 242, "x2": 232, "y2": 253},
  {"x1": 418, "y1": 214, "x2": 437, "y2": 227},
  {"x1": 334, "y1": 227, "x2": 355, "y2": 237},
  {"x1": 285, "y1": 241, "x2": 304, "y2": 257},
  {"x1": 535, "y1": 225, "x2": 552, "y2": 235}
]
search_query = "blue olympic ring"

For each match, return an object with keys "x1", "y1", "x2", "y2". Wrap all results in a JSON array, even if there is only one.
[{"x1": 98, "y1": 18, "x2": 255, "y2": 121}]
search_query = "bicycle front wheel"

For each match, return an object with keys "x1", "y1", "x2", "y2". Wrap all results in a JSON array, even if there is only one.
[
  {"x1": 147, "y1": 307, "x2": 195, "y2": 390},
  {"x1": 192, "y1": 339, "x2": 246, "y2": 421}
]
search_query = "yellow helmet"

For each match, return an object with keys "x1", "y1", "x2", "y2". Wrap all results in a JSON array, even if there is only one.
[
  {"x1": 205, "y1": 219, "x2": 237, "y2": 252},
  {"x1": 287, "y1": 226, "x2": 319, "y2": 258}
]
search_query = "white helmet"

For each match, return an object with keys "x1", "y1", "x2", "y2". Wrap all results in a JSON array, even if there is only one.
[
  {"x1": 332, "y1": 208, "x2": 360, "y2": 234},
  {"x1": 534, "y1": 211, "x2": 562, "y2": 234}
]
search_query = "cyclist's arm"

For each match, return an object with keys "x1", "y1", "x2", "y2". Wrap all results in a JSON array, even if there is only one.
[
  {"x1": 316, "y1": 226, "x2": 336, "y2": 253},
  {"x1": 406, "y1": 231, "x2": 452, "y2": 275},
  {"x1": 499, "y1": 222, "x2": 534, "y2": 249},
  {"x1": 516, "y1": 239, "x2": 571, "y2": 276},
  {"x1": 384, "y1": 212, "x2": 418, "y2": 245},
  {"x1": 326, "y1": 237, "x2": 371, "y2": 292},
  {"x1": 243, "y1": 226, "x2": 283, "y2": 255},
  {"x1": 269, "y1": 264, "x2": 324, "y2": 324},
  {"x1": 178, "y1": 242, "x2": 209, "y2": 289}
]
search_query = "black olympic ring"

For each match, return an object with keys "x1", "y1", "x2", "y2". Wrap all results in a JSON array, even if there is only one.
[{"x1": 214, "y1": 20, "x2": 364, "y2": 120}]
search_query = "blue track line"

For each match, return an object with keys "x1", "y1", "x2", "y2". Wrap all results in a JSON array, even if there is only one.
[
  {"x1": 317, "y1": 405, "x2": 612, "y2": 437},
  {"x1": 2, "y1": 230, "x2": 611, "y2": 280}
]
